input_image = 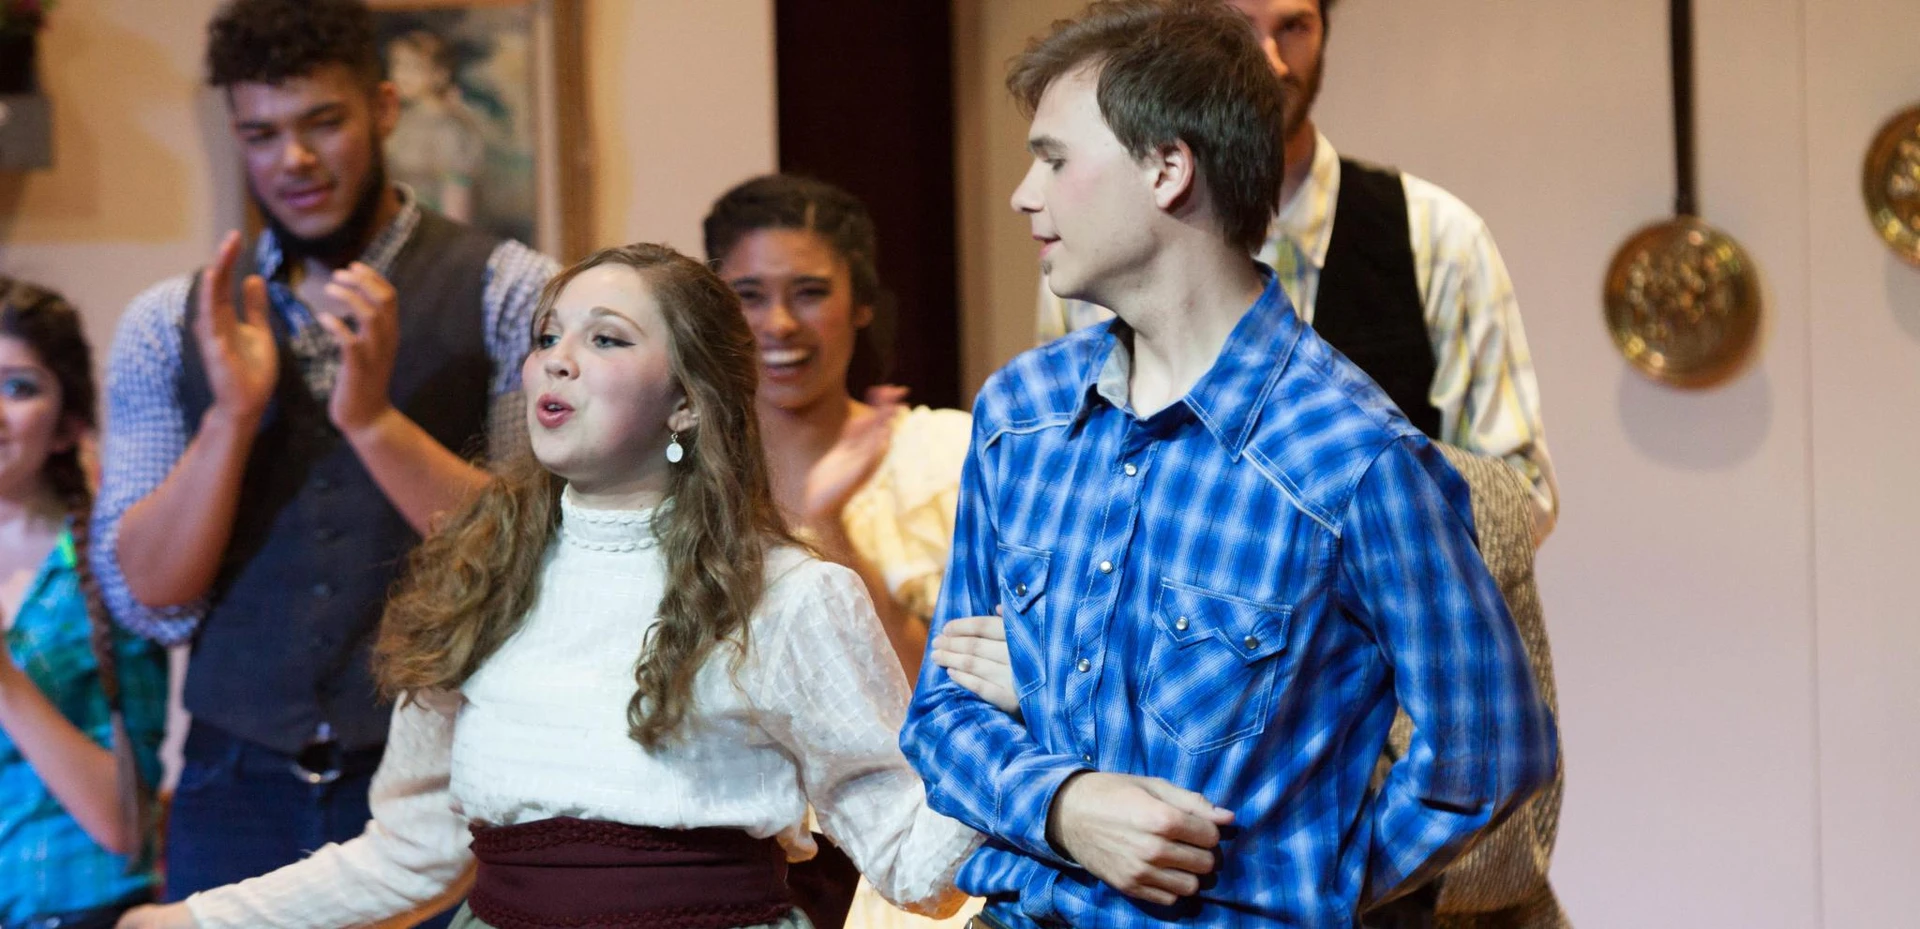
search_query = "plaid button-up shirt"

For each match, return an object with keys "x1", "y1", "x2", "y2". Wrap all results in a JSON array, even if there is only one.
[
  {"x1": 905, "y1": 274, "x2": 1557, "y2": 928},
  {"x1": 91, "y1": 187, "x2": 556, "y2": 645},
  {"x1": 0, "y1": 531, "x2": 166, "y2": 922},
  {"x1": 1039, "y1": 132, "x2": 1559, "y2": 544}
]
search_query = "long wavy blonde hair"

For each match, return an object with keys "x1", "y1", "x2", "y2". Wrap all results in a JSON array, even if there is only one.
[{"x1": 375, "y1": 243, "x2": 794, "y2": 748}]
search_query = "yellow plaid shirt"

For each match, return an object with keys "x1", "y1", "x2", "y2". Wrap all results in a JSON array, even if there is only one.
[{"x1": 1038, "y1": 132, "x2": 1559, "y2": 542}]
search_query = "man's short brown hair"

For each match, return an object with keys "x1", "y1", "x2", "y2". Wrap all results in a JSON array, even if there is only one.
[{"x1": 1009, "y1": 0, "x2": 1285, "y2": 254}]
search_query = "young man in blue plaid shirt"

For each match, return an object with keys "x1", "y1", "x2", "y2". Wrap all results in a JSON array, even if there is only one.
[{"x1": 899, "y1": 2, "x2": 1557, "y2": 926}]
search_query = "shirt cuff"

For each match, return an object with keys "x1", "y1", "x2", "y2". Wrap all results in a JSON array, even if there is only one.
[{"x1": 994, "y1": 752, "x2": 1094, "y2": 869}]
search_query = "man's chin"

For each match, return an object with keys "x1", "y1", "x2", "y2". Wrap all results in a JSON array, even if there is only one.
[
  {"x1": 272, "y1": 213, "x2": 347, "y2": 243},
  {"x1": 1043, "y1": 268, "x2": 1085, "y2": 303}
]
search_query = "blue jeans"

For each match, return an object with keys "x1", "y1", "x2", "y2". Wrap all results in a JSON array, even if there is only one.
[{"x1": 165, "y1": 722, "x2": 455, "y2": 929}]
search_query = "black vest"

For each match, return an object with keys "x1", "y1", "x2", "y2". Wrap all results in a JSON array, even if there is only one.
[
  {"x1": 1312, "y1": 158, "x2": 1443, "y2": 438},
  {"x1": 177, "y1": 210, "x2": 497, "y2": 753}
]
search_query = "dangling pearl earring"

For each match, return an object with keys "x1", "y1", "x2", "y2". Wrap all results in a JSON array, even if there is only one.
[{"x1": 665, "y1": 432, "x2": 686, "y2": 464}]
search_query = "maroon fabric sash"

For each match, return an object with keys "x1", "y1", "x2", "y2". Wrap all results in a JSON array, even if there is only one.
[{"x1": 467, "y1": 817, "x2": 793, "y2": 929}]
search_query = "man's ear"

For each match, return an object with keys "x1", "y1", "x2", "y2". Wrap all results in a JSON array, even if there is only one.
[
  {"x1": 371, "y1": 80, "x2": 402, "y2": 140},
  {"x1": 1146, "y1": 138, "x2": 1199, "y2": 213}
]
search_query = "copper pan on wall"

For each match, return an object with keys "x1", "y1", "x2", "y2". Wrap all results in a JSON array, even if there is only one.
[
  {"x1": 1604, "y1": 0, "x2": 1761, "y2": 388},
  {"x1": 1863, "y1": 104, "x2": 1920, "y2": 267}
]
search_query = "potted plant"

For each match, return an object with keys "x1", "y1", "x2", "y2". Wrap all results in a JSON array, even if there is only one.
[{"x1": 0, "y1": 0, "x2": 55, "y2": 95}]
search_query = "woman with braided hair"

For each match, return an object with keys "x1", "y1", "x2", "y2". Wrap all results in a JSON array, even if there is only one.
[{"x1": 0, "y1": 277, "x2": 167, "y2": 928}]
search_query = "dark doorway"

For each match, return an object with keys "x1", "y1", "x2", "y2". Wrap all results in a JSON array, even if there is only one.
[{"x1": 775, "y1": 1, "x2": 960, "y2": 409}]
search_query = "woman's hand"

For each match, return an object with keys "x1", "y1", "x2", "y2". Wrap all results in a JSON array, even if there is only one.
[
  {"x1": 932, "y1": 612, "x2": 1022, "y2": 718},
  {"x1": 800, "y1": 391, "x2": 905, "y2": 528},
  {"x1": 115, "y1": 902, "x2": 200, "y2": 929}
]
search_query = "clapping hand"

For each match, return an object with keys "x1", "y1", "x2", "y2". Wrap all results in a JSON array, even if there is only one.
[
  {"x1": 193, "y1": 232, "x2": 278, "y2": 424},
  {"x1": 800, "y1": 386, "x2": 908, "y2": 529},
  {"x1": 315, "y1": 262, "x2": 402, "y2": 436}
]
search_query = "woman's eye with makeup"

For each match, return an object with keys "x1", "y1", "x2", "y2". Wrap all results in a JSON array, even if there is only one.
[
  {"x1": 0, "y1": 376, "x2": 43, "y2": 400},
  {"x1": 590, "y1": 333, "x2": 632, "y2": 349}
]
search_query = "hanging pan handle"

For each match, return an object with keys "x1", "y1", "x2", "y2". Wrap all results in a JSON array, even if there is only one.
[{"x1": 1671, "y1": 0, "x2": 1698, "y2": 217}]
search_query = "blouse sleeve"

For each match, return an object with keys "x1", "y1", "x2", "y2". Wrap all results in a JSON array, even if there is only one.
[
  {"x1": 185, "y1": 693, "x2": 473, "y2": 929},
  {"x1": 747, "y1": 558, "x2": 983, "y2": 916}
]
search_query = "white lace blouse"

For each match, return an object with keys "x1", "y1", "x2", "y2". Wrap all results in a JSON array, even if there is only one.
[{"x1": 185, "y1": 491, "x2": 981, "y2": 929}]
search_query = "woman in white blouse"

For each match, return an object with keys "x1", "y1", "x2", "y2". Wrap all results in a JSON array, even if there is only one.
[
  {"x1": 116, "y1": 244, "x2": 979, "y2": 929},
  {"x1": 704, "y1": 178, "x2": 978, "y2": 929}
]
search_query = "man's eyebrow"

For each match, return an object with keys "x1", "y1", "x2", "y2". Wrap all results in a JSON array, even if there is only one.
[{"x1": 1028, "y1": 135, "x2": 1066, "y2": 157}]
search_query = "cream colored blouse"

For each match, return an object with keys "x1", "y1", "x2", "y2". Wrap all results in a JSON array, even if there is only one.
[{"x1": 184, "y1": 491, "x2": 980, "y2": 929}]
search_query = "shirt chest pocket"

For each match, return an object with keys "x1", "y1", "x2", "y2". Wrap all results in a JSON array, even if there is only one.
[
  {"x1": 1142, "y1": 579, "x2": 1292, "y2": 754},
  {"x1": 996, "y1": 542, "x2": 1052, "y2": 699}
]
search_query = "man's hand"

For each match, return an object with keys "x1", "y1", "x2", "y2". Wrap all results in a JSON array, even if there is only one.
[
  {"x1": 933, "y1": 611, "x2": 1020, "y2": 716},
  {"x1": 1048, "y1": 772, "x2": 1235, "y2": 906},
  {"x1": 114, "y1": 902, "x2": 198, "y2": 929},
  {"x1": 317, "y1": 261, "x2": 402, "y2": 437},
  {"x1": 193, "y1": 231, "x2": 278, "y2": 424}
]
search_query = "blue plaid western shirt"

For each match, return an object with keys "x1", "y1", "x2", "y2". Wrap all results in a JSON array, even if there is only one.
[{"x1": 902, "y1": 274, "x2": 1557, "y2": 928}]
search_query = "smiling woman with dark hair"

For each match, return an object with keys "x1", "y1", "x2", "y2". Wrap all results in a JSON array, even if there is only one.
[
  {"x1": 704, "y1": 175, "x2": 973, "y2": 686},
  {"x1": 705, "y1": 175, "x2": 983, "y2": 929}
]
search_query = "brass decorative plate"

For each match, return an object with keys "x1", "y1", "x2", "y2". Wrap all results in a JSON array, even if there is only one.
[
  {"x1": 1603, "y1": 217, "x2": 1762, "y2": 387},
  {"x1": 1863, "y1": 104, "x2": 1920, "y2": 266}
]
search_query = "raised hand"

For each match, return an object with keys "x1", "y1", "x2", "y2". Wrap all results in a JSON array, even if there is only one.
[
  {"x1": 801, "y1": 396, "x2": 903, "y2": 529},
  {"x1": 193, "y1": 231, "x2": 278, "y2": 423},
  {"x1": 1048, "y1": 772, "x2": 1235, "y2": 906},
  {"x1": 316, "y1": 261, "x2": 401, "y2": 436},
  {"x1": 863, "y1": 383, "x2": 910, "y2": 408}
]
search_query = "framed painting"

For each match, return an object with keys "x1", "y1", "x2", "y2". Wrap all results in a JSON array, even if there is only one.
[{"x1": 369, "y1": 0, "x2": 591, "y2": 260}]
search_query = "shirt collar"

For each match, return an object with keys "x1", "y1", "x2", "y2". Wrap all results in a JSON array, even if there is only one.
[
  {"x1": 1268, "y1": 131, "x2": 1340, "y2": 271},
  {"x1": 1072, "y1": 271, "x2": 1305, "y2": 456},
  {"x1": 253, "y1": 183, "x2": 422, "y2": 282}
]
